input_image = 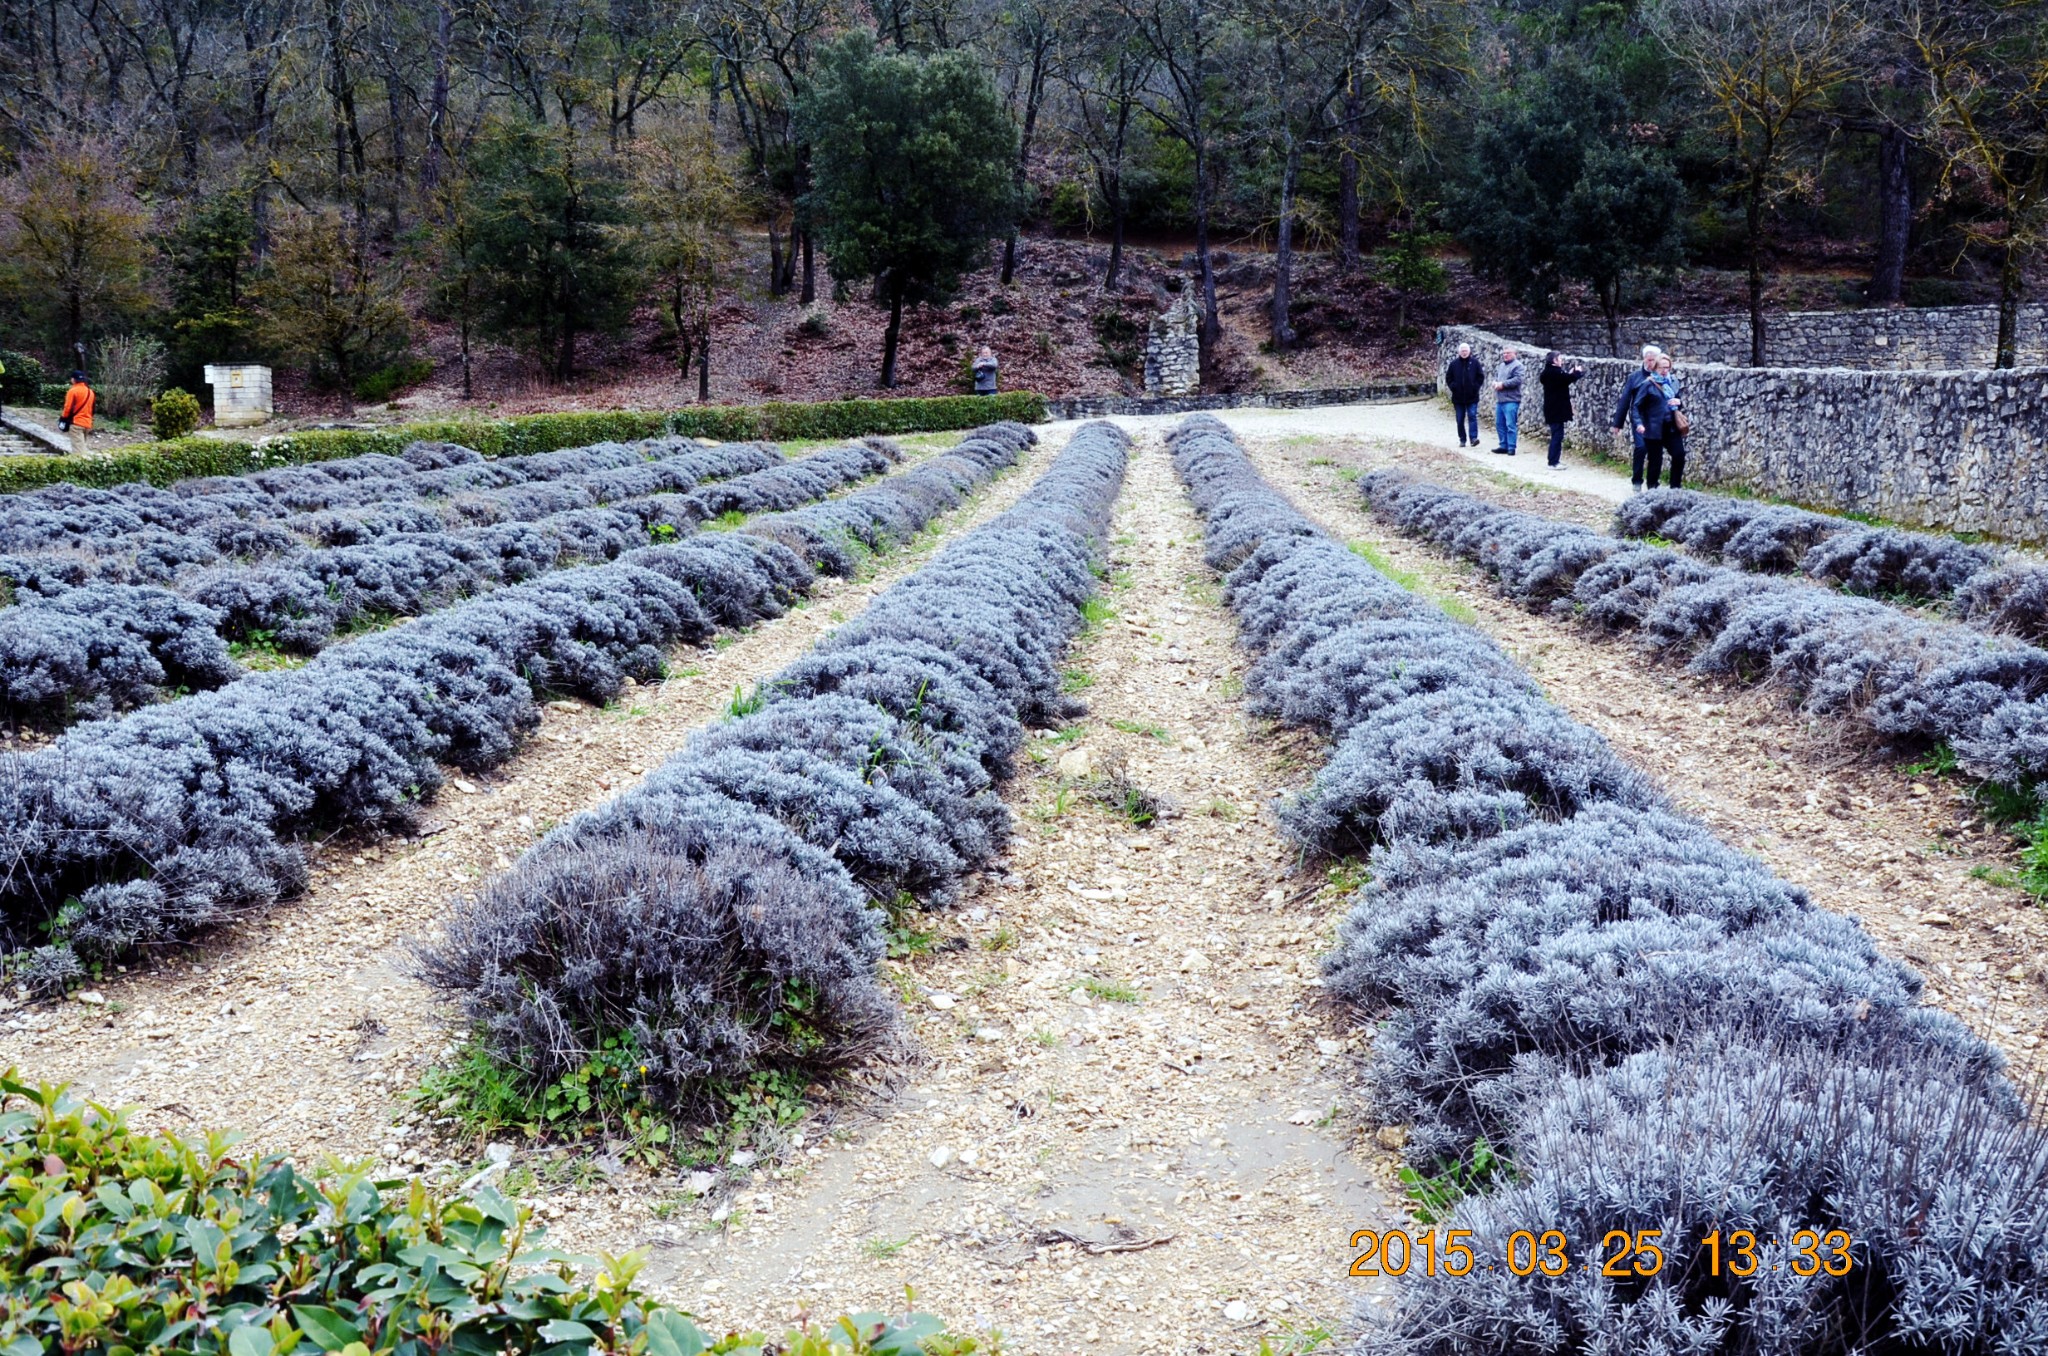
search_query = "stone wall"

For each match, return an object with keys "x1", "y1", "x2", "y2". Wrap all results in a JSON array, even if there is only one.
[
  {"x1": 1519, "y1": 302, "x2": 2048, "y2": 369},
  {"x1": 1048, "y1": 380, "x2": 1435, "y2": 420},
  {"x1": 1437, "y1": 323, "x2": 2048, "y2": 543},
  {"x1": 1143, "y1": 290, "x2": 1201, "y2": 396}
]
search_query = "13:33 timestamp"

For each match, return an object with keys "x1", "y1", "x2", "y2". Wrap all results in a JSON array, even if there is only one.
[{"x1": 1348, "y1": 1227, "x2": 1855, "y2": 1279}]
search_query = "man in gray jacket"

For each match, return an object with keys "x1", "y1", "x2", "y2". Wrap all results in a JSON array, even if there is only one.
[{"x1": 1491, "y1": 348, "x2": 1524, "y2": 455}]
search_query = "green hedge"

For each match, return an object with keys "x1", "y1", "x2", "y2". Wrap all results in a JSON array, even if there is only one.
[
  {"x1": 0, "y1": 1069, "x2": 998, "y2": 1356},
  {"x1": 0, "y1": 392, "x2": 1049, "y2": 494}
]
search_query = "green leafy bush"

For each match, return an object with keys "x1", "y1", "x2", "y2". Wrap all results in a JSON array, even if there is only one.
[
  {"x1": 0, "y1": 1069, "x2": 998, "y2": 1356},
  {"x1": 354, "y1": 356, "x2": 436, "y2": 403},
  {"x1": 151, "y1": 387, "x2": 203, "y2": 440},
  {"x1": 0, "y1": 392, "x2": 1047, "y2": 494},
  {"x1": 37, "y1": 382, "x2": 69, "y2": 410},
  {"x1": 0, "y1": 351, "x2": 47, "y2": 405}
]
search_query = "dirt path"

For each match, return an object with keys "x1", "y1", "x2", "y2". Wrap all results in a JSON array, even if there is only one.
[
  {"x1": 1243, "y1": 432, "x2": 2048, "y2": 1088},
  {"x1": 578, "y1": 435, "x2": 1404, "y2": 1351},
  {"x1": 0, "y1": 431, "x2": 1061, "y2": 1155}
]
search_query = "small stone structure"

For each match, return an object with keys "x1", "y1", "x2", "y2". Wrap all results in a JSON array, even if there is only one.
[
  {"x1": 1437, "y1": 322, "x2": 2048, "y2": 542},
  {"x1": 203, "y1": 364, "x2": 274, "y2": 428},
  {"x1": 1144, "y1": 289, "x2": 1201, "y2": 396},
  {"x1": 1519, "y1": 301, "x2": 2048, "y2": 369}
]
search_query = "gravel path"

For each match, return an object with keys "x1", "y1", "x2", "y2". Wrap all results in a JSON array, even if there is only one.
[
  {"x1": 1044, "y1": 397, "x2": 1637, "y2": 504},
  {"x1": 1247, "y1": 431, "x2": 2048, "y2": 1088}
]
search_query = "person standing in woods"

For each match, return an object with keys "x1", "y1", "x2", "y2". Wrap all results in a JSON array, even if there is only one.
[
  {"x1": 972, "y1": 345, "x2": 999, "y2": 395},
  {"x1": 58, "y1": 370, "x2": 94, "y2": 455},
  {"x1": 1538, "y1": 350, "x2": 1586, "y2": 468},
  {"x1": 1491, "y1": 347, "x2": 1523, "y2": 455},
  {"x1": 1444, "y1": 342, "x2": 1485, "y2": 447}
]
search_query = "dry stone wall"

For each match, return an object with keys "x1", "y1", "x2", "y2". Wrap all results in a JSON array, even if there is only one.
[
  {"x1": 1144, "y1": 289, "x2": 1201, "y2": 396},
  {"x1": 1519, "y1": 302, "x2": 2048, "y2": 369},
  {"x1": 1438, "y1": 323, "x2": 2048, "y2": 543}
]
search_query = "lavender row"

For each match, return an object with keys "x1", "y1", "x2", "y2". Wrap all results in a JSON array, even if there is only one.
[
  {"x1": 1366, "y1": 472, "x2": 2048, "y2": 790},
  {"x1": 1168, "y1": 417, "x2": 2045, "y2": 1355},
  {"x1": 421, "y1": 422, "x2": 1128, "y2": 1108},
  {"x1": 0, "y1": 438, "x2": 781, "y2": 582},
  {"x1": 0, "y1": 442, "x2": 898, "y2": 726},
  {"x1": 1618, "y1": 487, "x2": 2048, "y2": 642},
  {"x1": 0, "y1": 423, "x2": 1036, "y2": 994}
]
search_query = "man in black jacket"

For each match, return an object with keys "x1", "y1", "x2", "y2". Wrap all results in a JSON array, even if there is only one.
[
  {"x1": 1610, "y1": 344, "x2": 1663, "y2": 489},
  {"x1": 1444, "y1": 342, "x2": 1485, "y2": 447}
]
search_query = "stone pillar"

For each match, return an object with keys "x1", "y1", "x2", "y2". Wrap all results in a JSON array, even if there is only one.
[
  {"x1": 1143, "y1": 288, "x2": 1201, "y2": 396},
  {"x1": 203, "y1": 364, "x2": 274, "y2": 428}
]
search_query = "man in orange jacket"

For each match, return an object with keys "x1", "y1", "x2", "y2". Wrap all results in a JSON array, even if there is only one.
[{"x1": 58, "y1": 370, "x2": 94, "y2": 455}]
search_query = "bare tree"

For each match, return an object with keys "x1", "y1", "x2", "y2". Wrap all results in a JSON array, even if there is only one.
[
  {"x1": 1901, "y1": 0, "x2": 2048, "y2": 367},
  {"x1": 1053, "y1": 4, "x2": 1155, "y2": 289},
  {"x1": 1116, "y1": 0, "x2": 1224, "y2": 370},
  {"x1": 1653, "y1": 0, "x2": 1866, "y2": 364}
]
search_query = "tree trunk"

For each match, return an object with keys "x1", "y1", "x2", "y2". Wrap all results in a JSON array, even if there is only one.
[
  {"x1": 459, "y1": 315, "x2": 472, "y2": 399},
  {"x1": 698, "y1": 335, "x2": 710, "y2": 401},
  {"x1": 1192, "y1": 135, "x2": 1219, "y2": 372},
  {"x1": 1336, "y1": 88, "x2": 1361, "y2": 270},
  {"x1": 1001, "y1": 38, "x2": 1046, "y2": 288},
  {"x1": 800, "y1": 228, "x2": 815, "y2": 304},
  {"x1": 1869, "y1": 124, "x2": 1911, "y2": 305},
  {"x1": 881, "y1": 289, "x2": 904, "y2": 387},
  {"x1": 679, "y1": 332, "x2": 694, "y2": 387},
  {"x1": 1745, "y1": 164, "x2": 1767, "y2": 365},
  {"x1": 1106, "y1": 190, "x2": 1125, "y2": 291},
  {"x1": 422, "y1": 3, "x2": 452, "y2": 195},
  {"x1": 1997, "y1": 239, "x2": 2022, "y2": 369},
  {"x1": 768, "y1": 224, "x2": 785, "y2": 297},
  {"x1": 1270, "y1": 135, "x2": 1297, "y2": 351}
]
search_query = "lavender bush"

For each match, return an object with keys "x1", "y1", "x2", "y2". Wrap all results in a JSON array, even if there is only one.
[
  {"x1": 1615, "y1": 486, "x2": 2048, "y2": 643},
  {"x1": 422, "y1": 422, "x2": 1123, "y2": 1108},
  {"x1": 1366, "y1": 472, "x2": 2048, "y2": 789},
  {"x1": 1169, "y1": 420, "x2": 2045, "y2": 1354},
  {"x1": 0, "y1": 425, "x2": 1034, "y2": 984}
]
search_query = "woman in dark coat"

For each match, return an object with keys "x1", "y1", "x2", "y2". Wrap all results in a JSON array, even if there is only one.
[
  {"x1": 1538, "y1": 351, "x2": 1585, "y2": 468},
  {"x1": 1631, "y1": 362, "x2": 1678, "y2": 490}
]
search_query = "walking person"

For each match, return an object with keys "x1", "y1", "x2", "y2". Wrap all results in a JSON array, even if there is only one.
[
  {"x1": 1630, "y1": 358, "x2": 1679, "y2": 491},
  {"x1": 1538, "y1": 350, "x2": 1585, "y2": 468},
  {"x1": 1491, "y1": 347, "x2": 1524, "y2": 455},
  {"x1": 1652, "y1": 354, "x2": 1688, "y2": 488},
  {"x1": 1611, "y1": 344, "x2": 1663, "y2": 488},
  {"x1": 972, "y1": 345, "x2": 999, "y2": 395},
  {"x1": 1444, "y1": 342, "x2": 1484, "y2": 447},
  {"x1": 58, "y1": 370, "x2": 94, "y2": 456}
]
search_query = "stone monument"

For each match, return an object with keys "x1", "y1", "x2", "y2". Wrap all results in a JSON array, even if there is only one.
[
  {"x1": 1143, "y1": 288, "x2": 1201, "y2": 396},
  {"x1": 203, "y1": 364, "x2": 273, "y2": 428}
]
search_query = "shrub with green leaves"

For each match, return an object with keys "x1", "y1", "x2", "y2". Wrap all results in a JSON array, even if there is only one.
[
  {"x1": 151, "y1": 387, "x2": 203, "y2": 440},
  {"x1": 0, "y1": 1069, "x2": 998, "y2": 1356}
]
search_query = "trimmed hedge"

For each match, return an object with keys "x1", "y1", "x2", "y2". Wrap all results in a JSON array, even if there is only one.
[
  {"x1": 0, "y1": 393, "x2": 1049, "y2": 495},
  {"x1": 0, "y1": 1069, "x2": 996, "y2": 1356}
]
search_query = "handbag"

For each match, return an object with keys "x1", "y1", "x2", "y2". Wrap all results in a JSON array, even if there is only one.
[{"x1": 1672, "y1": 408, "x2": 1691, "y2": 436}]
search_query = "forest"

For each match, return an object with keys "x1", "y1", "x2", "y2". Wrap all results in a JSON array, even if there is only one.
[{"x1": 0, "y1": 0, "x2": 2043, "y2": 412}]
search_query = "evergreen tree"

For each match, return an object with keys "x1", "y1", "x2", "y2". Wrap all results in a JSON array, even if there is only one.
[
  {"x1": 469, "y1": 121, "x2": 642, "y2": 382},
  {"x1": 798, "y1": 34, "x2": 1022, "y2": 387}
]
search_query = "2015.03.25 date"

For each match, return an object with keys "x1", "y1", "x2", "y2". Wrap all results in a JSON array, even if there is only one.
[{"x1": 1348, "y1": 1228, "x2": 1855, "y2": 1279}]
